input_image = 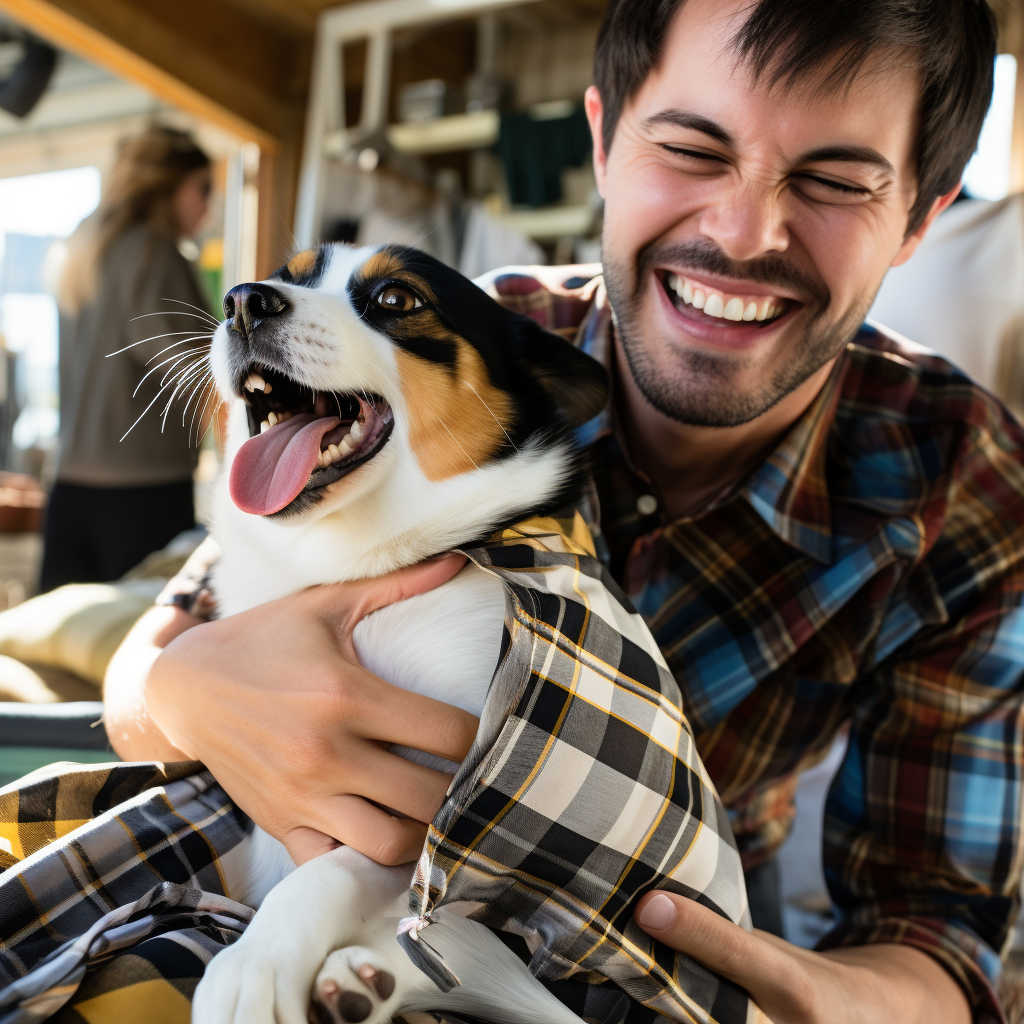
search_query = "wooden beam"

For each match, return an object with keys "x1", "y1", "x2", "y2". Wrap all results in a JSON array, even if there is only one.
[{"x1": 0, "y1": 0, "x2": 310, "y2": 148}]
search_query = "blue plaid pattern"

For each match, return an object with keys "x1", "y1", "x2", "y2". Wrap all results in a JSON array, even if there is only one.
[{"x1": 478, "y1": 265, "x2": 1024, "y2": 1023}]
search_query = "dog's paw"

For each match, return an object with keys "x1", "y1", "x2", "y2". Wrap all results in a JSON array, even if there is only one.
[
  {"x1": 309, "y1": 946, "x2": 403, "y2": 1024},
  {"x1": 193, "y1": 937, "x2": 315, "y2": 1024}
]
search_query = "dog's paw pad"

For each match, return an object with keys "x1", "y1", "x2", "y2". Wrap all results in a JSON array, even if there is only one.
[
  {"x1": 355, "y1": 963, "x2": 395, "y2": 1001},
  {"x1": 311, "y1": 948, "x2": 399, "y2": 1024}
]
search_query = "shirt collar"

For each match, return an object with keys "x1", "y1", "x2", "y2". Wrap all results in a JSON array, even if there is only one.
[
  {"x1": 740, "y1": 350, "x2": 849, "y2": 564},
  {"x1": 577, "y1": 280, "x2": 854, "y2": 565}
]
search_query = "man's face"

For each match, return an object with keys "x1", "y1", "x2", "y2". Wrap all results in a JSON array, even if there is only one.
[{"x1": 589, "y1": 0, "x2": 940, "y2": 427}]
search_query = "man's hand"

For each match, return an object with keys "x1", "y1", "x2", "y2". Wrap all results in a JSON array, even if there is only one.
[
  {"x1": 115, "y1": 555, "x2": 477, "y2": 866},
  {"x1": 635, "y1": 891, "x2": 971, "y2": 1024}
]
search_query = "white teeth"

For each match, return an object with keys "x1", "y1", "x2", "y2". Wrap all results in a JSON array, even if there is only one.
[
  {"x1": 260, "y1": 420, "x2": 270, "y2": 433},
  {"x1": 245, "y1": 373, "x2": 267, "y2": 392},
  {"x1": 703, "y1": 293, "x2": 725, "y2": 318},
  {"x1": 349, "y1": 419, "x2": 364, "y2": 441},
  {"x1": 723, "y1": 297, "x2": 744, "y2": 321},
  {"x1": 267, "y1": 411, "x2": 278, "y2": 426},
  {"x1": 669, "y1": 272, "x2": 788, "y2": 325},
  {"x1": 328, "y1": 443, "x2": 342, "y2": 461},
  {"x1": 339, "y1": 436, "x2": 354, "y2": 455}
]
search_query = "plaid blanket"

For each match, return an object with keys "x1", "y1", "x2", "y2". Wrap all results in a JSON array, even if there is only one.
[{"x1": 0, "y1": 515, "x2": 751, "y2": 1024}]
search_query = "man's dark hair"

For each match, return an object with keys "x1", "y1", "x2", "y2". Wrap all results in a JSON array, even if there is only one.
[{"x1": 593, "y1": 0, "x2": 998, "y2": 232}]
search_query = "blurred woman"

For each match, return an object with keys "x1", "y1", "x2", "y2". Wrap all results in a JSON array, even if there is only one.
[{"x1": 41, "y1": 126, "x2": 214, "y2": 591}]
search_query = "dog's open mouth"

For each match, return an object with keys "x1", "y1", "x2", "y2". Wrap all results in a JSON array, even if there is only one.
[{"x1": 229, "y1": 365, "x2": 394, "y2": 516}]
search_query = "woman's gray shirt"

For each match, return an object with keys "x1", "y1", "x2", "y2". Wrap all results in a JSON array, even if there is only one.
[{"x1": 56, "y1": 224, "x2": 212, "y2": 487}]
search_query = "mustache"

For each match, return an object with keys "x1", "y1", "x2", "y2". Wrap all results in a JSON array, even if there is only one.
[{"x1": 636, "y1": 238, "x2": 830, "y2": 309}]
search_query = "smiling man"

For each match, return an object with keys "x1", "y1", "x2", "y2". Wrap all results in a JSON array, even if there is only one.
[{"x1": 96, "y1": 0, "x2": 1024, "y2": 1021}]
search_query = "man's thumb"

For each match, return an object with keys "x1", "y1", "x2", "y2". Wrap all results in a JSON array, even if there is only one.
[{"x1": 330, "y1": 553, "x2": 468, "y2": 628}]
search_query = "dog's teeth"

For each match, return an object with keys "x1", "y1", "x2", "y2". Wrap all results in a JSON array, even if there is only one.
[
  {"x1": 349, "y1": 419, "x2": 364, "y2": 441},
  {"x1": 339, "y1": 436, "x2": 354, "y2": 455},
  {"x1": 263, "y1": 382, "x2": 272, "y2": 394},
  {"x1": 260, "y1": 420, "x2": 270, "y2": 433},
  {"x1": 245, "y1": 373, "x2": 266, "y2": 393},
  {"x1": 267, "y1": 412, "x2": 278, "y2": 426},
  {"x1": 278, "y1": 411, "x2": 292, "y2": 422},
  {"x1": 328, "y1": 443, "x2": 342, "y2": 461}
]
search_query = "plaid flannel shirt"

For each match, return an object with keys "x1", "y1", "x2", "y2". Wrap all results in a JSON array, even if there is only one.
[
  {"x1": 476, "y1": 264, "x2": 1024, "y2": 1024},
  {"x1": 0, "y1": 516, "x2": 753, "y2": 1024}
]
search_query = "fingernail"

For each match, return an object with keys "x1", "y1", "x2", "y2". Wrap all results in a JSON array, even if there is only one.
[{"x1": 638, "y1": 893, "x2": 676, "y2": 931}]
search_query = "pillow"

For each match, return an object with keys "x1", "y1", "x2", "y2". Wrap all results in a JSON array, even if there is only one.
[{"x1": 0, "y1": 580, "x2": 164, "y2": 686}]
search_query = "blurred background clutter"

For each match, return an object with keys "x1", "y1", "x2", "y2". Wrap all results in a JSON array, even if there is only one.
[{"x1": 0, "y1": 0, "x2": 1017, "y2": 976}]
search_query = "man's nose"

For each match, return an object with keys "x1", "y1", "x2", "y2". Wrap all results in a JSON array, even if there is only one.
[
  {"x1": 223, "y1": 283, "x2": 287, "y2": 339},
  {"x1": 698, "y1": 182, "x2": 789, "y2": 263}
]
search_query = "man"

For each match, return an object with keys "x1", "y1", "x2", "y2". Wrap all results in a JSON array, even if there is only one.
[{"x1": 105, "y1": 0, "x2": 1020, "y2": 1021}]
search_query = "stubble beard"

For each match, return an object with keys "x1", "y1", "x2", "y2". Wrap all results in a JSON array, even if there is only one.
[{"x1": 603, "y1": 238, "x2": 871, "y2": 428}]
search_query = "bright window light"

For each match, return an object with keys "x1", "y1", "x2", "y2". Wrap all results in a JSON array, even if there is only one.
[
  {"x1": 0, "y1": 166, "x2": 101, "y2": 454},
  {"x1": 962, "y1": 55, "x2": 1017, "y2": 202}
]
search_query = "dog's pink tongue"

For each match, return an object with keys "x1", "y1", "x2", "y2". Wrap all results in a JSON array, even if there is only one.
[{"x1": 230, "y1": 414, "x2": 341, "y2": 515}]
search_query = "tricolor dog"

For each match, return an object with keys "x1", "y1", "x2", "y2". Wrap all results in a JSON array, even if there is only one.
[{"x1": 193, "y1": 242, "x2": 609, "y2": 1024}]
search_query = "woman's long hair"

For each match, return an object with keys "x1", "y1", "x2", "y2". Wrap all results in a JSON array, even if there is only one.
[{"x1": 58, "y1": 126, "x2": 210, "y2": 314}]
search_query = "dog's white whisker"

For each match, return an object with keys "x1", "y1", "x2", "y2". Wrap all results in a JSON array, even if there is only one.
[
  {"x1": 133, "y1": 347, "x2": 209, "y2": 398},
  {"x1": 161, "y1": 359, "x2": 209, "y2": 430},
  {"x1": 438, "y1": 418, "x2": 479, "y2": 470},
  {"x1": 107, "y1": 330, "x2": 212, "y2": 358},
  {"x1": 464, "y1": 381, "x2": 519, "y2": 452},
  {"x1": 181, "y1": 365, "x2": 214, "y2": 428},
  {"x1": 130, "y1": 310, "x2": 219, "y2": 327},
  {"x1": 145, "y1": 336, "x2": 213, "y2": 365},
  {"x1": 159, "y1": 297, "x2": 221, "y2": 327},
  {"x1": 189, "y1": 379, "x2": 217, "y2": 445}
]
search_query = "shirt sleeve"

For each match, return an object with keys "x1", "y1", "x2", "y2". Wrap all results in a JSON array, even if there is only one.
[{"x1": 817, "y1": 574, "x2": 1024, "y2": 1022}]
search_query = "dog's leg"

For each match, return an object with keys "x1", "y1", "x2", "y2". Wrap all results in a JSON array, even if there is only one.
[
  {"x1": 217, "y1": 825, "x2": 297, "y2": 907},
  {"x1": 310, "y1": 912, "x2": 585, "y2": 1024},
  {"x1": 193, "y1": 845, "x2": 412, "y2": 1024}
]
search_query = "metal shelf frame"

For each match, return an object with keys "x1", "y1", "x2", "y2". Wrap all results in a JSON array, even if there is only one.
[{"x1": 294, "y1": 0, "x2": 538, "y2": 248}]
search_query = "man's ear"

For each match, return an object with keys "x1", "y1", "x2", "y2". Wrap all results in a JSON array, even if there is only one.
[
  {"x1": 514, "y1": 312, "x2": 609, "y2": 427},
  {"x1": 585, "y1": 85, "x2": 608, "y2": 200},
  {"x1": 892, "y1": 183, "x2": 961, "y2": 268}
]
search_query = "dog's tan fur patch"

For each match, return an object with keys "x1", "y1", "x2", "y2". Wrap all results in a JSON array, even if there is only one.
[
  {"x1": 396, "y1": 341, "x2": 513, "y2": 480},
  {"x1": 287, "y1": 250, "x2": 318, "y2": 280},
  {"x1": 360, "y1": 251, "x2": 438, "y2": 304}
]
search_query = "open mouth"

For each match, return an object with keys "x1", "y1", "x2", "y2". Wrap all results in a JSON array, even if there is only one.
[
  {"x1": 660, "y1": 271, "x2": 794, "y2": 326},
  {"x1": 229, "y1": 365, "x2": 394, "y2": 516}
]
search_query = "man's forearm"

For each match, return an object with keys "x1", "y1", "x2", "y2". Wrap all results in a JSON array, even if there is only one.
[
  {"x1": 817, "y1": 943, "x2": 970, "y2": 1024},
  {"x1": 102, "y1": 604, "x2": 201, "y2": 762}
]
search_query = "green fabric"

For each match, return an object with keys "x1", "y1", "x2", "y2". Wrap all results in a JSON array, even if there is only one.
[{"x1": 497, "y1": 104, "x2": 591, "y2": 207}]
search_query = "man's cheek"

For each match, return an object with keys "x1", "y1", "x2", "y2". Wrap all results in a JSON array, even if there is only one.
[{"x1": 605, "y1": 157, "x2": 705, "y2": 245}]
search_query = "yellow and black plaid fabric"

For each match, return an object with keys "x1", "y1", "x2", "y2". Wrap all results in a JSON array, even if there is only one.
[
  {"x1": 0, "y1": 515, "x2": 750, "y2": 1024},
  {"x1": 0, "y1": 762, "x2": 253, "y2": 1023}
]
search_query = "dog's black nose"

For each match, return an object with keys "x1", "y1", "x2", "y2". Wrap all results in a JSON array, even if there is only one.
[{"x1": 223, "y1": 283, "x2": 287, "y2": 339}]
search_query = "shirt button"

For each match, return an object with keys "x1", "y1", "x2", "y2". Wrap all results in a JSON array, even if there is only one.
[{"x1": 636, "y1": 494, "x2": 658, "y2": 516}]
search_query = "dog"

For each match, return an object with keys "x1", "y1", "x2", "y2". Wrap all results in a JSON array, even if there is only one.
[{"x1": 192, "y1": 242, "x2": 611, "y2": 1024}]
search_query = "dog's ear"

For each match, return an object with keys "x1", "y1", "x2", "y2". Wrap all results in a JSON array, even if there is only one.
[{"x1": 513, "y1": 313, "x2": 609, "y2": 427}]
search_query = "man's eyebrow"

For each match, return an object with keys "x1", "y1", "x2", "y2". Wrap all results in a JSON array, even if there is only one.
[
  {"x1": 799, "y1": 145, "x2": 895, "y2": 176},
  {"x1": 641, "y1": 110, "x2": 734, "y2": 146}
]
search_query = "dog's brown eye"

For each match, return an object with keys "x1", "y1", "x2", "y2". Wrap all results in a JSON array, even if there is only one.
[{"x1": 376, "y1": 285, "x2": 421, "y2": 312}]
